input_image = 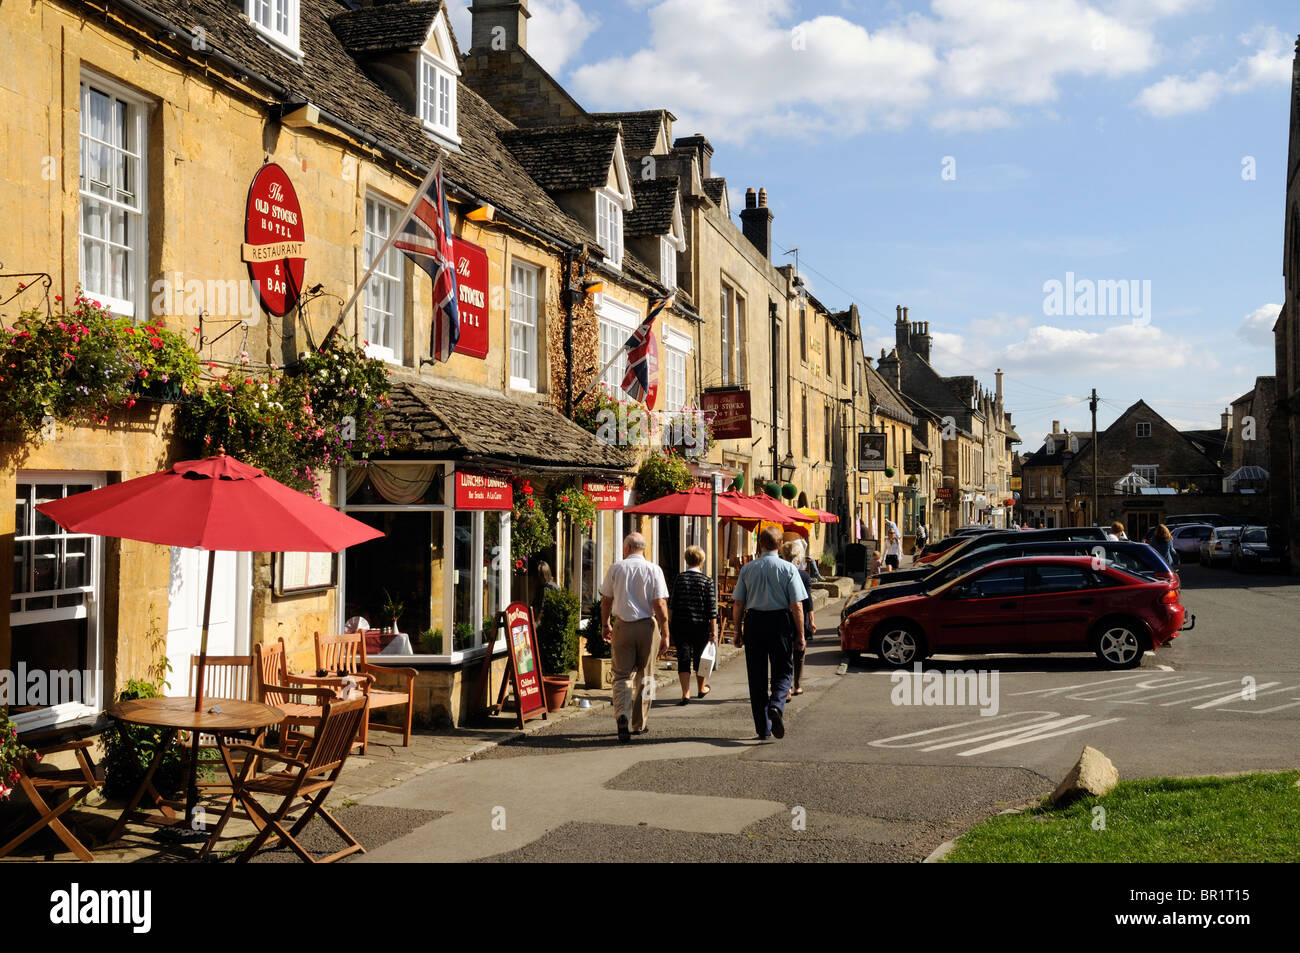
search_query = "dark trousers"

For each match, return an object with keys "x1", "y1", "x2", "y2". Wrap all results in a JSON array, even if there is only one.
[
  {"x1": 742, "y1": 609, "x2": 793, "y2": 738},
  {"x1": 676, "y1": 624, "x2": 711, "y2": 674}
]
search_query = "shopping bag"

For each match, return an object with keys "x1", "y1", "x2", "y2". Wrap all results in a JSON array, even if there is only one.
[{"x1": 698, "y1": 640, "x2": 717, "y2": 681}]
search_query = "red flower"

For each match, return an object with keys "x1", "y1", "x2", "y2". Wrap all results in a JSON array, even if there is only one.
[{"x1": 149, "y1": 336, "x2": 163, "y2": 348}]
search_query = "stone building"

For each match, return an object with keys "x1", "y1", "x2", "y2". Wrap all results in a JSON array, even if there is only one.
[{"x1": 1272, "y1": 34, "x2": 1300, "y2": 570}]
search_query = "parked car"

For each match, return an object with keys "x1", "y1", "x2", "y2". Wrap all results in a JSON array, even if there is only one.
[
  {"x1": 1231, "y1": 525, "x2": 1288, "y2": 573},
  {"x1": 1199, "y1": 526, "x2": 1242, "y2": 566},
  {"x1": 840, "y1": 555, "x2": 1192, "y2": 670},
  {"x1": 1167, "y1": 523, "x2": 1213, "y2": 562},
  {"x1": 898, "y1": 526, "x2": 1107, "y2": 579},
  {"x1": 842, "y1": 539, "x2": 1177, "y2": 622},
  {"x1": 915, "y1": 534, "x2": 973, "y2": 563}
]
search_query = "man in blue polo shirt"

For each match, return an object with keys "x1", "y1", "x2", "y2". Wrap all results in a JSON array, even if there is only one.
[{"x1": 732, "y1": 526, "x2": 808, "y2": 741}]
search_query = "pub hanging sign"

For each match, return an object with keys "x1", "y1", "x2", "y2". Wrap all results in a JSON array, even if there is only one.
[{"x1": 242, "y1": 163, "x2": 307, "y2": 316}]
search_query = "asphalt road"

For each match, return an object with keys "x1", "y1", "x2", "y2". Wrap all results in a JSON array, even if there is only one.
[{"x1": 346, "y1": 562, "x2": 1298, "y2": 862}]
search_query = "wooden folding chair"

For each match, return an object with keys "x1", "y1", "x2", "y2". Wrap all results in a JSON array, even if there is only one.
[
  {"x1": 315, "y1": 631, "x2": 416, "y2": 754},
  {"x1": 0, "y1": 736, "x2": 102, "y2": 862},
  {"x1": 252, "y1": 639, "x2": 336, "y2": 756},
  {"x1": 198, "y1": 696, "x2": 369, "y2": 864},
  {"x1": 185, "y1": 654, "x2": 254, "y2": 791}
]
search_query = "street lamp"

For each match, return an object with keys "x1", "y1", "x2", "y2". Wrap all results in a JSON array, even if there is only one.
[{"x1": 777, "y1": 452, "x2": 796, "y2": 483}]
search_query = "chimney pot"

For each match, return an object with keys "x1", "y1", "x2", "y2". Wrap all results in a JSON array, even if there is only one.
[
  {"x1": 745, "y1": 188, "x2": 756, "y2": 209},
  {"x1": 469, "y1": 0, "x2": 531, "y2": 53},
  {"x1": 903, "y1": 306, "x2": 909, "y2": 322},
  {"x1": 739, "y1": 187, "x2": 774, "y2": 258},
  {"x1": 1052, "y1": 420, "x2": 1060, "y2": 434},
  {"x1": 758, "y1": 187, "x2": 768, "y2": 207}
]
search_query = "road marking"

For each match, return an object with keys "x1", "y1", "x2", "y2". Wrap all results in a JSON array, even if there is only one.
[{"x1": 869, "y1": 710, "x2": 1125, "y2": 757}]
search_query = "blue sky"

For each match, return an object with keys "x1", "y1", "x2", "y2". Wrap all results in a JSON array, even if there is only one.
[{"x1": 448, "y1": 0, "x2": 1296, "y2": 447}]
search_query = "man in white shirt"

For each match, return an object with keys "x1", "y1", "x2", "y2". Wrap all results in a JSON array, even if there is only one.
[{"x1": 601, "y1": 532, "x2": 670, "y2": 742}]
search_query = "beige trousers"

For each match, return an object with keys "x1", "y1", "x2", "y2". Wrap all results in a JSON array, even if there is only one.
[{"x1": 611, "y1": 617, "x2": 660, "y2": 732}]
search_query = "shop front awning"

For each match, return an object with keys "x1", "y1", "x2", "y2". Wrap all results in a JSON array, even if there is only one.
[{"x1": 380, "y1": 373, "x2": 636, "y2": 474}]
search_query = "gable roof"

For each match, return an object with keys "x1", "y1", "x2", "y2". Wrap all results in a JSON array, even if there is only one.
[
  {"x1": 499, "y1": 122, "x2": 626, "y2": 194},
  {"x1": 865, "y1": 363, "x2": 917, "y2": 425},
  {"x1": 589, "y1": 109, "x2": 675, "y2": 157},
  {"x1": 625, "y1": 177, "x2": 680, "y2": 238},
  {"x1": 701, "y1": 177, "x2": 729, "y2": 209},
  {"x1": 330, "y1": 1, "x2": 446, "y2": 55}
]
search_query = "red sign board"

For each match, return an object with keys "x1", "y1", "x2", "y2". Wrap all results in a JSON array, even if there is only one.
[
  {"x1": 454, "y1": 471, "x2": 513, "y2": 510},
  {"x1": 700, "y1": 388, "x2": 752, "y2": 440},
  {"x1": 583, "y1": 480, "x2": 625, "y2": 510},
  {"x1": 936, "y1": 487, "x2": 955, "y2": 500},
  {"x1": 242, "y1": 164, "x2": 307, "y2": 316},
  {"x1": 452, "y1": 237, "x2": 489, "y2": 359},
  {"x1": 504, "y1": 602, "x2": 547, "y2": 724}
]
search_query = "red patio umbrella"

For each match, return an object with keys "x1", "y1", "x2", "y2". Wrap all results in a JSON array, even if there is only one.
[
  {"x1": 625, "y1": 487, "x2": 773, "y2": 520},
  {"x1": 37, "y1": 453, "x2": 383, "y2": 826}
]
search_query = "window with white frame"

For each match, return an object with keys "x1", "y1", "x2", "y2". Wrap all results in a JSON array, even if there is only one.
[
  {"x1": 79, "y1": 77, "x2": 146, "y2": 318},
  {"x1": 660, "y1": 236, "x2": 676, "y2": 290},
  {"x1": 420, "y1": 54, "x2": 458, "y2": 142},
  {"x1": 1134, "y1": 465, "x2": 1157, "y2": 485},
  {"x1": 720, "y1": 280, "x2": 746, "y2": 385},
  {"x1": 598, "y1": 297, "x2": 640, "y2": 392},
  {"x1": 596, "y1": 190, "x2": 624, "y2": 268},
  {"x1": 509, "y1": 260, "x2": 541, "y2": 392},
  {"x1": 666, "y1": 344, "x2": 687, "y2": 412},
  {"x1": 1136, "y1": 421, "x2": 1152, "y2": 437},
  {"x1": 363, "y1": 195, "x2": 406, "y2": 364},
  {"x1": 247, "y1": 0, "x2": 300, "y2": 56}
]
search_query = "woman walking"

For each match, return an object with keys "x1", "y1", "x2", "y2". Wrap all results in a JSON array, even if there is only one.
[
  {"x1": 668, "y1": 545, "x2": 717, "y2": 703},
  {"x1": 780, "y1": 541, "x2": 815, "y2": 699},
  {"x1": 883, "y1": 524, "x2": 903, "y2": 572},
  {"x1": 1150, "y1": 523, "x2": 1180, "y2": 569}
]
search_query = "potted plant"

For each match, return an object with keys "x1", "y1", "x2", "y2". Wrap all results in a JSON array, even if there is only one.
[
  {"x1": 537, "y1": 586, "x2": 579, "y2": 711},
  {"x1": 1, "y1": 708, "x2": 35, "y2": 803},
  {"x1": 419, "y1": 627, "x2": 443, "y2": 654},
  {"x1": 581, "y1": 598, "x2": 613, "y2": 689},
  {"x1": 381, "y1": 589, "x2": 404, "y2": 633},
  {"x1": 818, "y1": 552, "x2": 836, "y2": 577},
  {"x1": 100, "y1": 680, "x2": 186, "y2": 800}
]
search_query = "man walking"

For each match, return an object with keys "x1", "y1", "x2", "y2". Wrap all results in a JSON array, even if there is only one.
[
  {"x1": 732, "y1": 527, "x2": 808, "y2": 741},
  {"x1": 601, "y1": 532, "x2": 670, "y2": 743}
]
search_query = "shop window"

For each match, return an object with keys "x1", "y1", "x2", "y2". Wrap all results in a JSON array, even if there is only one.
[
  {"x1": 452, "y1": 510, "x2": 508, "y2": 653},
  {"x1": 509, "y1": 260, "x2": 541, "y2": 392},
  {"x1": 247, "y1": 0, "x2": 301, "y2": 56},
  {"x1": 364, "y1": 195, "x2": 407, "y2": 364},
  {"x1": 79, "y1": 76, "x2": 146, "y2": 319},
  {"x1": 10, "y1": 475, "x2": 105, "y2": 729}
]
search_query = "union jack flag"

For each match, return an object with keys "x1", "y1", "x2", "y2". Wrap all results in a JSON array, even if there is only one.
[
  {"x1": 621, "y1": 295, "x2": 671, "y2": 409},
  {"x1": 393, "y1": 168, "x2": 460, "y2": 363}
]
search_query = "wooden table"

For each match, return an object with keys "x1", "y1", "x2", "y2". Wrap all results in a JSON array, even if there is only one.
[{"x1": 106, "y1": 696, "x2": 284, "y2": 845}]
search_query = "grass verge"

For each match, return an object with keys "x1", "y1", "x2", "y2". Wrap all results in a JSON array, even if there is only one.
[{"x1": 945, "y1": 770, "x2": 1300, "y2": 862}]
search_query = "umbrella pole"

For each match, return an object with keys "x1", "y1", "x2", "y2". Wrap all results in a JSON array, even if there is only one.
[{"x1": 188, "y1": 549, "x2": 216, "y2": 828}]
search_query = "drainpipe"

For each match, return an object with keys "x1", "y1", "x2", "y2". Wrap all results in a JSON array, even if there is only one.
[{"x1": 770, "y1": 299, "x2": 779, "y2": 482}]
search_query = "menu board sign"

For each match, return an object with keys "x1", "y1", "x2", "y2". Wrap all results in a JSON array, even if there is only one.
[{"x1": 504, "y1": 602, "x2": 546, "y2": 724}]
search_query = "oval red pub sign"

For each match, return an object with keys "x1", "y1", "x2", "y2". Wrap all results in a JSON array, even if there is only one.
[{"x1": 242, "y1": 163, "x2": 307, "y2": 316}]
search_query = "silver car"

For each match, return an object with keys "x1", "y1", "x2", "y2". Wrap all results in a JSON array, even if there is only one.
[
  {"x1": 1171, "y1": 523, "x2": 1213, "y2": 562},
  {"x1": 1199, "y1": 526, "x2": 1242, "y2": 566}
]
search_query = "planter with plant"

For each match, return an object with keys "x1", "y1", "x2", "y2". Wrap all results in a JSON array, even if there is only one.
[
  {"x1": 1, "y1": 708, "x2": 35, "y2": 803},
  {"x1": 537, "y1": 586, "x2": 579, "y2": 710},
  {"x1": 510, "y1": 478, "x2": 552, "y2": 571},
  {"x1": 381, "y1": 589, "x2": 405, "y2": 633},
  {"x1": 100, "y1": 680, "x2": 186, "y2": 800},
  {"x1": 419, "y1": 627, "x2": 444, "y2": 654},
  {"x1": 818, "y1": 552, "x2": 837, "y2": 577},
  {"x1": 552, "y1": 486, "x2": 597, "y2": 535},
  {"x1": 581, "y1": 598, "x2": 613, "y2": 689},
  {"x1": 453, "y1": 621, "x2": 475, "y2": 652},
  {"x1": 634, "y1": 450, "x2": 693, "y2": 503}
]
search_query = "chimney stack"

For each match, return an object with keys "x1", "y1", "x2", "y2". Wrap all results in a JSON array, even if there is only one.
[
  {"x1": 1052, "y1": 420, "x2": 1060, "y2": 434},
  {"x1": 673, "y1": 133, "x2": 713, "y2": 179},
  {"x1": 1221, "y1": 407, "x2": 1232, "y2": 434},
  {"x1": 995, "y1": 368, "x2": 1003, "y2": 404},
  {"x1": 739, "y1": 186, "x2": 773, "y2": 259},
  {"x1": 469, "y1": 0, "x2": 531, "y2": 54},
  {"x1": 895, "y1": 305, "x2": 909, "y2": 350},
  {"x1": 877, "y1": 347, "x2": 902, "y2": 393},
  {"x1": 908, "y1": 317, "x2": 932, "y2": 363}
]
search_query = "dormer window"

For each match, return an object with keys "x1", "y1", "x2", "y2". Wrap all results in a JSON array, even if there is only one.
[
  {"x1": 420, "y1": 54, "x2": 457, "y2": 142},
  {"x1": 247, "y1": 0, "x2": 301, "y2": 57},
  {"x1": 660, "y1": 236, "x2": 676, "y2": 289},
  {"x1": 596, "y1": 189, "x2": 623, "y2": 268}
]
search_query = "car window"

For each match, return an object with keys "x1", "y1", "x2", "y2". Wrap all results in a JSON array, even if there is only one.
[
  {"x1": 1029, "y1": 564, "x2": 1095, "y2": 594},
  {"x1": 954, "y1": 566, "x2": 1027, "y2": 599},
  {"x1": 1105, "y1": 549, "x2": 1153, "y2": 574},
  {"x1": 1243, "y1": 528, "x2": 1267, "y2": 543},
  {"x1": 1195, "y1": 527, "x2": 1213, "y2": 539}
]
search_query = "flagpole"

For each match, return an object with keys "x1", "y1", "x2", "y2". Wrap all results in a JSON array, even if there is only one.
[
  {"x1": 333, "y1": 151, "x2": 447, "y2": 336},
  {"x1": 574, "y1": 294, "x2": 673, "y2": 405}
]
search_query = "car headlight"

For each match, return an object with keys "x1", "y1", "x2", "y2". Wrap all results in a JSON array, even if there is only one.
[{"x1": 843, "y1": 591, "x2": 870, "y2": 615}]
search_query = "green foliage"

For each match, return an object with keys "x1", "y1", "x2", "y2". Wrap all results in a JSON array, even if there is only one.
[
  {"x1": 884, "y1": 467, "x2": 896, "y2": 478},
  {"x1": 584, "y1": 599, "x2": 610, "y2": 658},
  {"x1": 818, "y1": 552, "x2": 836, "y2": 575},
  {"x1": 781, "y1": 482, "x2": 798, "y2": 499},
  {"x1": 731, "y1": 474, "x2": 745, "y2": 492},
  {"x1": 572, "y1": 387, "x2": 624, "y2": 436},
  {"x1": 634, "y1": 450, "x2": 693, "y2": 503},
  {"x1": 511, "y1": 477, "x2": 551, "y2": 569},
  {"x1": 764, "y1": 481, "x2": 781, "y2": 499},
  {"x1": 453, "y1": 621, "x2": 475, "y2": 651},
  {"x1": 100, "y1": 680, "x2": 185, "y2": 801},
  {"x1": 552, "y1": 486, "x2": 597, "y2": 533},
  {"x1": 419, "y1": 627, "x2": 444, "y2": 654},
  {"x1": 537, "y1": 586, "x2": 580, "y2": 675},
  {"x1": 0, "y1": 709, "x2": 35, "y2": 801},
  {"x1": 0, "y1": 293, "x2": 200, "y2": 440},
  {"x1": 177, "y1": 336, "x2": 391, "y2": 495}
]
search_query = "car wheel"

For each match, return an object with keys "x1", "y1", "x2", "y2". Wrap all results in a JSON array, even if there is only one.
[
  {"x1": 1092, "y1": 620, "x2": 1146, "y2": 669},
  {"x1": 874, "y1": 623, "x2": 925, "y2": 668}
]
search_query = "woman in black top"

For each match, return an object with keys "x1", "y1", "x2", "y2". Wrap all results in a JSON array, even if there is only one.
[{"x1": 668, "y1": 545, "x2": 717, "y2": 703}]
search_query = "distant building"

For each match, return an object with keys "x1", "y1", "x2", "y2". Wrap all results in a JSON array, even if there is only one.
[{"x1": 1272, "y1": 35, "x2": 1300, "y2": 570}]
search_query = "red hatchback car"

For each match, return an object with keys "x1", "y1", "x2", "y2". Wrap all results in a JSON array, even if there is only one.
[{"x1": 840, "y1": 556, "x2": 1191, "y2": 669}]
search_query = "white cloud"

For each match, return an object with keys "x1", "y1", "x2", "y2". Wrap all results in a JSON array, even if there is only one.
[
  {"x1": 568, "y1": 0, "x2": 1191, "y2": 144},
  {"x1": 1135, "y1": 26, "x2": 1292, "y2": 116},
  {"x1": 444, "y1": 0, "x2": 598, "y2": 74},
  {"x1": 1236, "y1": 302, "x2": 1281, "y2": 347},
  {"x1": 999, "y1": 323, "x2": 1194, "y2": 371}
]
